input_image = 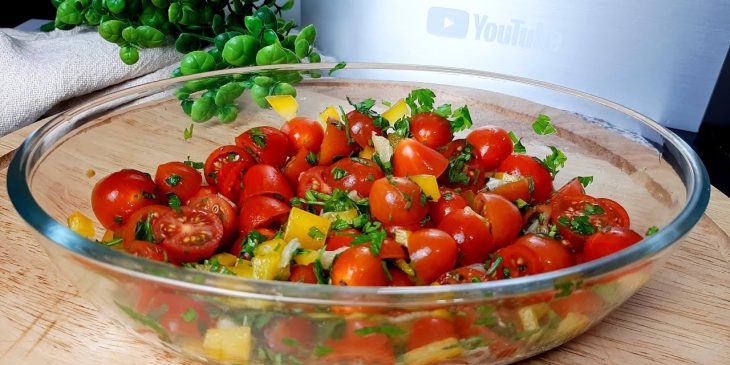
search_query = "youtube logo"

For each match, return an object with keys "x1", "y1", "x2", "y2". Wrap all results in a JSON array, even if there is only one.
[{"x1": 427, "y1": 7, "x2": 469, "y2": 39}]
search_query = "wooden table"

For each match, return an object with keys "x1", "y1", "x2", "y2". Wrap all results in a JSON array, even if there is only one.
[{"x1": 1, "y1": 118, "x2": 728, "y2": 365}]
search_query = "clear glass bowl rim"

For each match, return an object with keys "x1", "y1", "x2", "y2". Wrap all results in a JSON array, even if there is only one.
[{"x1": 6, "y1": 62, "x2": 711, "y2": 305}]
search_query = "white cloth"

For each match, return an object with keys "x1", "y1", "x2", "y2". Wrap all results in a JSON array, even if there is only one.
[{"x1": 0, "y1": 26, "x2": 180, "y2": 136}]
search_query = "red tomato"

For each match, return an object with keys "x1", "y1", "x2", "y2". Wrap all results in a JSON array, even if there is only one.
[
  {"x1": 325, "y1": 228, "x2": 359, "y2": 251},
  {"x1": 436, "y1": 265, "x2": 490, "y2": 284},
  {"x1": 466, "y1": 126, "x2": 513, "y2": 171},
  {"x1": 388, "y1": 267, "x2": 414, "y2": 286},
  {"x1": 240, "y1": 164, "x2": 293, "y2": 202},
  {"x1": 281, "y1": 117, "x2": 324, "y2": 152},
  {"x1": 392, "y1": 139, "x2": 448, "y2": 177},
  {"x1": 216, "y1": 160, "x2": 249, "y2": 204},
  {"x1": 154, "y1": 162, "x2": 202, "y2": 202},
  {"x1": 153, "y1": 207, "x2": 223, "y2": 263},
  {"x1": 203, "y1": 145, "x2": 254, "y2": 186},
  {"x1": 289, "y1": 264, "x2": 318, "y2": 284},
  {"x1": 230, "y1": 227, "x2": 276, "y2": 256},
  {"x1": 123, "y1": 240, "x2": 168, "y2": 262},
  {"x1": 409, "y1": 112, "x2": 453, "y2": 149},
  {"x1": 187, "y1": 193, "x2": 238, "y2": 249},
  {"x1": 498, "y1": 154, "x2": 554, "y2": 204},
  {"x1": 472, "y1": 193, "x2": 522, "y2": 249},
  {"x1": 582, "y1": 227, "x2": 643, "y2": 262},
  {"x1": 489, "y1": 243, "x2": 540, "y2": 279},
  {"x1": 407, "y1": 317, "x2": 457, "y2": 351},
  {"x1": 281, "y1": 148, "x2": 316, "y2": 187},
  {"x1": 347, "y1": 110, "x2": 382, "y2": 149},
  {"x1": 597, "y1": 198, "x2": 631, "y2": 227},
  {"x1": 121, "y1": 205, "x2": 171, "y2": 244},
  {"x1": 320, "y1": 319, "x2": 395, "y2": 365},
  {"x1": 490, "y1": 234, "x2": 574, "y2": 278},
  {"x1": 428, "y1": 188, "x2": 468, "y2": 226},
  {"x1": 369, "y1": 177, "x2": 428, "y2": 226},
  {"x1": 552, "y1": 177, "x2": 585, "y2": 204},
  {"x1": 490, "y1": 178, "x2": 532, "y2": 203},
  {"x1": 324, "y1": 157, "x2": 384, "y2": 197},
  {"x1": 297, "y1": 166, "x2": 333, "y2": 198},
  {"x1": 319, "y1": 118, "x2": 356, "y2": 166},
  {"x1": 235, "y1": 126, "x2": 292, "y2": 167},
  {"x1": 264, "y1": 316, "x2": 315, "y2": 355},
  {"x1": 454, "y1": 306, "x2": 518, "y2": 359},
  {"x1": 91, "y1": 169, "x2": 158, "y2": 230},
  {"x1": 137, "y1": 292, "x2": 210, "y2": 338},
  {"x1": 379, "y1": 237, "x2": 407, "y2": 260},
  {"x1": 437, "y1": 208, "x2": 495, "y2": 266},
  {"x1": 331, "y1": 245, "x2": 388, "y2": 286},
  {"x1": 550, "y1": 289, "x2": 603, "y2": 318},
  {"x1": 186, "y1": 186, "x2": 218, "y2": 204},
  {"x1": 238, "y1": 195, "x2": 290, "y2": 235},
  {"x1": 551, "y1": 194, "x2": 630, "y2": 249},
  {"x1": 408, "y1": 229, "x2": 458, "y2": 284},
  {"x1": 438, "y1": 139, "x2": 487, "y2": 192}
]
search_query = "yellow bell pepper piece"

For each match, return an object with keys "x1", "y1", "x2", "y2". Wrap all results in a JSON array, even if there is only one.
[
  {"x1": 403, "y1": 338, "x2": 463, "y2": 365},
  {"x1": 265, "y1": 95, "x2": 298, "y2": 121},
  {"x1": 382, "y1": 98, "x2": 409, "y2": 125},
  {"x1": 102, "y1": 230, "x2": 115, "y2": 242},
  {"x1": 202, "y1": 326, "x2": 252, "y2": 363},
  {"x1": 67, "y1": 211, "x2": 95, "y2": 239},
  {"x1": 293, "y1": 249, "x2": 319, "y2": 266},
  {"x1": 409, "y1": 175, "x2": 441, "y2": 201},
  {"x1": 283, "y1": 207, "x2": 331, "y2": 250},
  {"x1": 228, "y1": 259, "x2": 254, "y2": 278},
  {"x1": 212, "y1": 253, "x2": 238, "y2": 267},
  {"x1": 321, "y1": 209, "x2": 359, "y2": 224},
  {"x1": 554, "y1": 312, "x2": 590, "y2": 340},
  {"x1": 359, "y1": 146, "x2": 375, "y2": 160},
  {"x1": 319, "y1": 105, "x2": 340, "y2": 125},
  {"x1": 518, "y1": 303, "x2": 550, "y2": 332},
  {"x1": 252, "y1": 239, "x2": 287, "y2": 280}
]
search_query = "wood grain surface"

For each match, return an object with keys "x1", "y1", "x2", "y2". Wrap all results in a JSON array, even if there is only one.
[{"x1": 1, "y1": 93, "x2": 729, "y2": 365}]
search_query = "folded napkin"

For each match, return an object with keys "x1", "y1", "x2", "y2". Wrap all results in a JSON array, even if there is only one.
[{"x1": 0, "y1": 26, "x2": 180, "y2": 137}]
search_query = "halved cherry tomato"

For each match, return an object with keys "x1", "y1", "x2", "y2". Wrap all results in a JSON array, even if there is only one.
[
  {"x1": 331, "y1": 245, "x2": 388, "y2": 286},
  {"x1": 326, "y1": 228, "x2": 360, "y2": 251},
  {"x1": 186, "y1": 186, "x2": 218, "y2": 204},
  {"x1": 454, "y1": 306, "x2": 519, "y2": 359},
  {"x1": 489, "y1": 234, "x2": 574, "y2": 279},
  {"x1": 297, "y1": 166, "x2": 333, "y2": 198},
  {"x1": 410, "y1": 112, "x2": 452, "y2": 149},
  {"x1": 319, "y1": 118, "x2": 356, "y2": 166},
  {"x1": 550, "y1": 289, "x2": 603, "y2": 318},
  {"x1": 137, "y1": 292, "x2": 210, "y2": 338},
  {"x1": 347, "y1": 110, "x2": 382, "y2": 149},
  {"x1": 407, "y1": 317, "x2": 457, "y2": 351},
  {"x1": 324, "y1": 157, "x2": 384, "y2": 197},
  {"x1": 488, "y1": 243, "x2": 540, "y2": 279},
  {"x1": 281, "y1": 117, "x2": 324, "y2": 152},
  {"x1": 490, "y1": 178, "x2": 532, "y2": 203},
  {"x1": 123, "y1": 240, "x2": 168, "y2": 262},
  {"x1": 379, "y1": 237, "x2": 407, "y2": 260},
  {"x1": 230, "y1": 227, "x2": 276, "y2": 256},
  {"x1": 428, "y1": 188, "x2": 468, "y2": 226},
  {"x1": 153, "y1": 207, "x2": 223, "y2": 263},
  {"x1": 437, "y1": 208, "x2": 494, "y2": 266},
  {"x1": 388, "y1": 267, "x2": 414, "y2": 286},
  {"x1": 408, "y1": 229, "x2": 458, "y2": 284},
  {"x1": 203, "y1": 145, "x2": 254, "y2": 186},
  {"x1": 235, "y1": 126, "x2": 292, "y2": 168},
  {"x1": 216, "y1": 160, "x2": 249, "y2": 204},
  {"x1": 472, "y1": 193, "x2": 522, "y2": 249},
  {"x1": 240, "y1": 164, "x2": 293, "y2": 202},
  {"x1": 282, "y1": 148, "x2": 316, "y2": 187},
  {"x1": 393, "y1": 138, "x2": 448, "y2": 177},
  {"x1": 597, "y1": 198, "x2": 631, "y2": 227},
  {"x1": 551, "y1": 194, "x2": 630, "y2": 249},
  {"x1": 369, "y1": 177, "x2": 428, "y2": 226},
  {"x1": 437, "y1": 264, "x2": 490, "y2": 284},
  {"x1": 466, "y1": 126, "x2": 513, "y2": 171},
  {"x1": 155, "y1": 162, "x2": 202, "y2": 202},
  {"x1": 91, "y1": 169, "x2": 158, "y2": 230},
  {"x1": 582, "y1": 227, "x2": 643, "y2": 262},
  {"x1": 264, "y1": 316, "x2": 315, "y2": 355},
  {"x1": 320, "y1": 319, "x2": 396, "y2": 365},
  {"x1": 551, "y1": 177, "x2": 585, "y2": 204},
  {"x1": 498, "y1": 154, "x2": 553, "y2": 204},
  {"x1": 238, "y1": 195, "x2": 290, "y2": 235},
  {"x1": 121, "y1": 204, "x2": 171, "y2": 243},
  {"x1": 438, "y1": 139, "x2": 487, "y2": 192},
  {"x1": 187, "y1": 193, "x2": 238, "y2": 249},
  {"x1": 289, "y1": 264, "x2": 318, "y2": 284}
]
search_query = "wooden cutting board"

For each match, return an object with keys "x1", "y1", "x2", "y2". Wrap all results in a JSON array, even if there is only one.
[{"x1": 1, "y1": 111, "x2": 728, "y2": 365}]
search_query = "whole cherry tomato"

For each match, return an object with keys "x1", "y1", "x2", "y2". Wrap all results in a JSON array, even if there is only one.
[
  {"x1": 289, "y1": 264, "x2": 318, "y2": 284},
  {"x1": 408, "y1": 229, "x2": 458, "y2": 284},
  {"x1": 92, "y1": 169, "x2": 158, "y2": 230},
  {"x1": 409, "y1": 112, "x2": 453, "y2": 149},
  {"x1": 582, "y1": 227, "x2": 643, "y2": 262},
  {"x1": 454, "y1": 306, "x2": 518, "y2": 359},
  {"x1": 320, "y1": 319, "x2": 395, "y2": 365},
  {"x1": 498, "y1": 154, "x2": 554, "y2": 204},
  {"x1": 137, "y1": 292, "x2": 210, "y2": 339},
  {"x1": 235, "y1": 126, "x2": 292, "y2": 167},
  {"x1": 203, "y1": 145, "x2": 253, "y2": 186},
  {"x1": 331, "y1": 245, "x2": 388, "y2": 286},
  {"x1": 436, "y1": 264, "x2": 490, "y2": 284},
  {"x1": 319, "y1": 118, "x2": 356, "y2": 166},
  {"x1": 472, "y1": 193, "x2": 522, "y2": 249},
  {"x1": 155, "y1": 161, "x2": 202, "y2": 202},
  {"x1": 550, "y1": 289, "x2": 603, "y2": 318},
  {"x1": 281, "y1": 116, "x2": 324, "y2": 152},
  {"x1": 369, "y1": 177, "x2": 428, "y2": 226},
  {"x1": 240, "y1": 164, "x2": 293, "y2": 202},
  {"x1": 153, "y1": 207, "x2": 223, "y2": 263},
  {"x1": 263, "y1": 316, "x2": 315, "y2": 355},
  {"x1": 437, "y1": 208, "x2": 494, "y2": 266},
  {"x1": 407, "y1": 317, "x2": 457, "y2": 351},
  {"x1": 324, "y1": 157, "x2": 384, "y2": 198},
  {"x1": 238, "y1": 195, "x2": 290, "y2": 235},
  {"x1": 282, "y1": 148, "x2": 316, "y2": 187},
  {"x1": 325, "y1": 228, "x2": 360, "y2": 251},
  {"x1": 466, "y1": 126, "x2": 513, "y2": 171},
  {"x1": 489, "y1": 234, "x2": 574, "y2": 278},
  {"x1": 347, "y1": 110, "x2": 382, "y2": 149},
  {"x1": 428, "y1": 188, "x2": 468, "y2": 226},
  {"x1": 393, "y1": 138, "x2": 448, "y2": 177}
]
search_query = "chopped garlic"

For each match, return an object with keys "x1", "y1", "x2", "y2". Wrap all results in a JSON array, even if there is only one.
[{"x1": 372, "y1": 132, "x2": 393, "y2": 162}]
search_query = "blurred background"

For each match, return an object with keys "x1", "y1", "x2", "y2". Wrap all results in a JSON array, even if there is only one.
[{"x1": 1, "y1": 1, "x2": 728, "y2": 194}]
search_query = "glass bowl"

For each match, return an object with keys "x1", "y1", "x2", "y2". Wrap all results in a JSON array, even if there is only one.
[{"x1": 7, "y1": 63, "x2": 709, "y2": 365}]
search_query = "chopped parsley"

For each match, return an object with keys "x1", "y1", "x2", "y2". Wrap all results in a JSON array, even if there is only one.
[
  {"x1": 578, "y1": 176, "x2": 594, "y2": 187},
  {"x1": 181, "y1": 308, "x2": 198, "y2": 322},
  {"x1": 347, "y1": 97, "x2": 376, "y2": 114},
  {"x1": 307, "y1": 226, "x2": 326, "y2": 240},
  {"x1": 381, "y1": 261, "x2": 393, "y2": 281},
  {"x1": 354, "y1": 325, "x2": 405, "y2": 337},
  {"x1": 532, "y1": 114, "x2": 557, "y2": 135},
  {"x1": 239, "y1": 229, "x2": 268, "y2": 258},
  {"x1": 313, "y1": 256, "x2": 327, "y2": 284},
  {"x1": 134, "y1": 213, "x2": 156, "y2": 242},
  {"x1": 446, "y1": 142, "x2": 475, "y2": 184},
  {"x1": 329, "y1": 61, "x2": 346, "y2": 75},
  {"x1": 313, "y1": 345, "x2": 333, "y2": 357},
  {"x1": 515, "y1": 199, "x2": 529, "y2": 209},
  {"x1": 405, "y1": 88, "x2": 436, "y2": 115},
  {"x1": 557, "y1": 215, "x2": 596, "y2": 235},
  {"x1": 306, "y1": 151, "x2": 318, "y2": 165},
  {"x1": 249, "y1": 127, "x2": 267, "y2": 148},
  {"x1": 281, "y1": 338, "x2": 300, "y2": 347},
  {"x1": 584, "y1": 203, "x2": 605, "y2": 215},
  {"x1": 165, "y1": 174, "x2": 181, "y2": 187},
  {"x1": 183, "y1": 158, "x2": 204, "y2": 169},
  {"x1": 349, "y1": 228, "x2": 386, "y2": 256},
  {"x1": 646, "y1": 226, "x2": 659, "y2": 236},
  {"x1": 183, "y1": 123, "x2": 194, "y2": 140},
  {"x1": 167, "y1": 193, "x2": 182, "y2": 213},
  {"x1": 539, "y1": 146, "x2": 567, "y2": 178},
  {"x1": 485, "y1": 255, "x2": 503, "y2": 276},
  {"x1": 508, "y1": 131, "x2": 527, "y2": 153},
  {"x1": 102, "y1": 237, "x2": 123, "y2": 247},
  {"x1": 331, "y1": 166, "x2": 348, "y2": 180},
  {"x1": 449, "y1": 105, "x2": 473, "y2": 133}
]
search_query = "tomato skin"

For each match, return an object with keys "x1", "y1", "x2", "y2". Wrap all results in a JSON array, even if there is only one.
[
  {"x1": 121, "y1": 205, "x2": 172, "y2": 244},
  {"x1": 297, "y1": 166, "x2": 333, "y2": 198},
  {"x1": 289, "y1": 264, "x2": 318, "y2": 284},
  {"x1": 123, "y1": 240, "x2": 168, "y2": 262},
  {"x1": 490, "y1": 178, "x2": 532, "y2": 203},
  {"x1": 514, "y1": 234, "x2": 575, "y2": 272},
  {"x1": 436, "y1": 265, "x2": 489, "y2": 285},
  {"x1": 551, "y1": 194, "x2": 630, "y2": 249},
  {"x1": 155, "y1": 162, "x2": 202, "y2": 202},
  {"x1": 320, "y1": 319, "x2": 395, "y2": 365},
  {"x1": 489, "y1": 243, "x2": 541, "y2": 279},
  {"x1": 319, "y1": 119, "x2": 356, "y2": 166},
  {"x1": 472, "y1": 193, "x2": 522, "y2": 249},
  {"x1": 597, "y1": 198, "x2": 631, "y2": 227},
  {"x1": 466, "y1": 126, "x2": 513, "y2": 171},
  {"x1": 92, "y1": 169, "x2": 159, "y2": 230},
  {"x1": 238, "y1": 195, "x2": 290, "y2": 235},
  {"x1": 281, "y1": 148, "x2": 316, "y2": 187},
  {"x1": 438, "y1": 139, "x2": 487, "y2": 192},
  {"x1": 388, "y1": 267, "x2": 414, "y2": 286},
  {"x1": 186, "y1": 186, "x2": 218, "y2": 204},
  {"x1": 409, "y1": 112, "x2": 453, "y2": 149},
  {"x1": 392, "y1": 138, "x2": 449, "y2": 177},
  {"x1": 437, "y1": 208, "x2": 495, "y2": 266},
  {"x1": 369, "y1": 177, "x2": 428, "y2": 226},
  {"x1": 203, "y1": 145, "x2": 254, "y2": 186},
  {"x1": 264, "y1": 316, "x2": 315, "y2": 355},
  {"x1": 407, "y1": 317, "x2": 457, "y2": 351},
  {"x1": 454, "y1": 306, "x2": 518, "y2": 359},
  {"x1": 379, "y1": 237, "x2": 408, "y2": 260},
  {"x1": 347, "y1": 110, "x2": 382, "y2": 149},
  {"x1": 498, "y1": 154, "x2": 554, "y2": 204},
  {"x1": 582, "y1": 227, "x2": 643, "y2": 262},
  {"x1": 325, "y1": 228, "x2": 360, "y2": 251},
  {"x1": 240, "y1": 164, "x2": 294, "y2": 202},
  {"x1": 153, "y1": 207, "x2": 224, "y2": 263},
  {"x1": 235, "y1": 126, "x2": 292, "y2": 168},
  {"x1": 281, "y1": 117, "x2": 324, "y2": 152},
  {"x1": 552, "y1": 177, "x2": 585, "y2": 204},
  {"x1": 408, "y1": 229, "x2": 458, "y2": 285},
  {"x1": 428, "y1": 188, "x2": 468, "y2": 226},
  {"x1": 216, "y1": 160, "x2": 249, "y2": 204},
  {"x1": 324, "y1": 157, "x2": 384, "y2": 197},
  {"x1": 187, "y1": 193, "x2": 238, "y2": 249},
  {"x1": 138, "y1": 292, "x2": 209, "y2": 338},
  {"x1": 550, "y1": 289, "x2": 603, "y2": 318},
  {"x1": 331, "y1": 245, "x2": 388, "y2": 286}
]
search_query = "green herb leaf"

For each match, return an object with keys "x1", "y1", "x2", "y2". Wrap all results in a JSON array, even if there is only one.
[
  {"x1": 249, "y1": 127, "x2": 267, "y2": 148},
  {"x1": 115, "y1": 302, "x2": 170, "y2": 342},
  {"x1": 281, "y1": 337, "x2": 300, "y2": 347},
  {"x1": 165, "y1": 174, "x2": 182, "y2": 187},
  {"x1": 167, "y1": 193, "x2": 182, "y2": 213},
  {"x1": 539, "y1": 146, "x2": 567, "y2": 178},
  {"x1": 405, "y1": 88, "x2": 436, "y2": 115},
  {"x1": 307, "y1": 226, "x2": 326, "y2": 240},
  {"x1": 558, "y1": 215, "x2": 596, "y2": 235},
  {"x1": 313, "y1": 256, "x2": 327, "y2": 284},
  {"x1": 532, "y1": 114, "x2": 556, "y2": 135},
  {"x1": 578, "y1": 176, "x2": 594, "y2": 187},
  {"x1": 306, "y1": 151, "x2": 318, "y2": 165},
  {"x1": 134, "y1": 213, "x2": 156, "y2": 243},
  {"x1": 102, "y1": 237, "x2": 124, "y2": 247},
  {"x1": 485, "y1": 256, "x2": 503, "y2": 276},
  {"x1": 584, "y1": 203, "x2": 605, "y2": 215},
  {"x1": 450, "y1": 105, "x2": 473, "y2": 133},
  {"x1": 646, "y1": 226, "x2": 659, "y2": 236},
  {"x1": 181, "y1": 308, "x2": 198, "y2": 322},
  {"x1": 347, "y1": 97, "x2": 376, "y2": 114},
  {"x1": 183, "y1": 123, "x2": 194, "y2": 140},
  {"x1": 354, "y1": 325, "x2": 405, "y2": 337},
  {"x1": 239, "y1": 229, "x2": 267, "y2": 258},
  {"x1": 329, "y1": 62, "x2": 347, "y2": 75},
  {"x1": 331, "y1": 166, "x2": 348, "y2": 180},
  {"x1": 313, "y1": 345, "x2": 333, "y2": 357},
  {"x1": 508, "y1": 131, "x2": 527, "y2": 153},
  {"x1": 515, "y1": 199, "x2": 529, "y2": 209},
  {"x1": 183, "y1": 158, "x2": 204, "y2": 169}
]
